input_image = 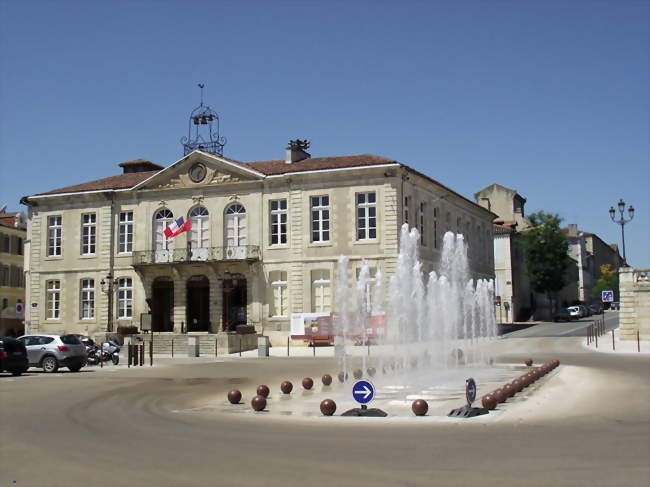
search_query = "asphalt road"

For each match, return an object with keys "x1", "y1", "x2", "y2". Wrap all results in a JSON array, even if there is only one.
[
  {"x1": 1, "y1": 327, "x2": 648, "y2": 487},
  {"x1": 503, "y1": 311, "x2": 619, "y2": 338}
]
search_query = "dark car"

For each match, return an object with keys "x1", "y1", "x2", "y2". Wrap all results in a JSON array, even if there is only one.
[
  {"x1": 0, "y1": 336, "x2": 29, "y2": 376},
  {"x1": 553, "y1": 308, "x2": 576, "y2": 322},
  {"x1": 588, "y1": 303, "x2": 604, "y2": 315}
]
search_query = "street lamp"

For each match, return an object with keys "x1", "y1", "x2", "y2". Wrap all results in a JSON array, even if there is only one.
[{"x1": 609, "y1": 199, "x2": 634, "y2": 265}]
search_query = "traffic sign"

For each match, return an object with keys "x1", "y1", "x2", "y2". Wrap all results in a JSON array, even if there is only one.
[
  {"x1": 466, "y1": 378, "x2": 476, "y2": 406},
  {"x1": 352, "y1": 380, "x2": 375, "y2": 405},
  {"x1": 602, "y1": 290, "x2": 614, "y2": 303}
]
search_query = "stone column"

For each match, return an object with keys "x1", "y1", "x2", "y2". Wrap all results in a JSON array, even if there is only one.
[{"x1": 171, "y1": 268, "x2": 186, "y2": 333}]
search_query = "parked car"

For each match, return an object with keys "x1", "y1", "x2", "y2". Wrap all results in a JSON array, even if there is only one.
[
  {"x1": 588, "y1": 303, "x2": 604, "y2": 315},
  {"x1": 0, "y1": 336, "x2": 29, "y2": 376},
  {"x1": 609, "y1": 301, "x2": 620, "y2": 310},
  {"x1": 17, "y1": 334, "x2": 87, "y2": 373},
  {"x1": 567, "y1": 306, "x2": 582, "y2": 319},
  {"x1": 578, "y1": 305, "x2": 591, "y2": 317},
  {"x1": 553, "y1": 308, "x2": 576, "y2": 322}
]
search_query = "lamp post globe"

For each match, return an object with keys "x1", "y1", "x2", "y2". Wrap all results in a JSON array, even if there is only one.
[{"x1": 609, "y1": 199, "x2": 634, "y2": 264}]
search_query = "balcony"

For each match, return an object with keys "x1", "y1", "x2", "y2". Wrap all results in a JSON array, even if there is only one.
[{"x1": 132, "y1": 246, "x2": 260, "y2": 266}]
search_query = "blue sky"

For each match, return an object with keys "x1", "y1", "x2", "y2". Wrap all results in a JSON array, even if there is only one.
[{"x1": 1, "y1": 0, "x2": 648, "y2": 266}]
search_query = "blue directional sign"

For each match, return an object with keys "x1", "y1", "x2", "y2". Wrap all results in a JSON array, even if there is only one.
[
  {"x1": 602, "y1": 290, "x2": 614, "y2": 303},
  {"x1": 352, "y1": 380, "x2": 375, "y2": 405},
  {"x1": 466, "y1": 378, "x2": 477, "y2": 407}
]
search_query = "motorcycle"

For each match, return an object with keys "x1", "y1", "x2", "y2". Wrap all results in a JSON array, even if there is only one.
[{"x1": 86, "y1": 339, "x2": 120, "y2": 366}]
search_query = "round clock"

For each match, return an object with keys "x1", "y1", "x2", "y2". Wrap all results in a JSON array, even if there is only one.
[{"x1": 189, "y1": 163, "x2": 207, "y2": 183}]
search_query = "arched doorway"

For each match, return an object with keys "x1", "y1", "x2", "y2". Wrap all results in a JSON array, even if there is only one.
[
  {"x1": 186, "y1": 275, "x2": 210, "y2": 332},
  {"x1": 222, "y1": 276, "x2": 247, "y2": 332},
  {"x1": 151, "y1": 278, "x2": 174, "y2": 332}
]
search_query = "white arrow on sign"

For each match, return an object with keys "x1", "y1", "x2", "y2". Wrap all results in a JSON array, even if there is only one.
[{"x1": 353, "y1": 385, "x2": 372, "y2": 400}]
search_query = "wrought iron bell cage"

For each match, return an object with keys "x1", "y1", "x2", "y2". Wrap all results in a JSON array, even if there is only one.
[{"x1": 181, "y1": 84, "x2": 227, "y2": 156}]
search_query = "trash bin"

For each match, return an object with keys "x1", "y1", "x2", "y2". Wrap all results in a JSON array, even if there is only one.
[
  {"x1": 187, "y1": 336, "x2": 200, "y2": 357},
  {"x1": 258, "y1": 336, "x2": 270, "y2": 358}
]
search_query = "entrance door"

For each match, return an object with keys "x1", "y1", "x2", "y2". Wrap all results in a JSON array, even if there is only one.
[
  {"x1": 222, "y1": 278, "x2": 247, "y2": 332},
  {"x1": 186, "y1": 276, "x2": 210, "y2": 332},
  {"x1": 151, "y1": 279, "x2": 174, "y2": 332}
]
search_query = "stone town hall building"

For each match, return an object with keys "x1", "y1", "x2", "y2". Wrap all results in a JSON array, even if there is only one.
[{"x1": 21, "y1": 98, "x2": 495, "y2": 347}]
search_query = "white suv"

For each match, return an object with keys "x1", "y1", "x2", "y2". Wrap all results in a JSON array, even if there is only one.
[
  {"x1": 17, "y1": 334, "x2": 87, "y2": 373},
  {"x1": 567, "y1": 306, "x2": 582, "y2": 319}
]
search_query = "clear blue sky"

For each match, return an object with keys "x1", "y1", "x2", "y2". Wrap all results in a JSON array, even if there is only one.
[{"x1": 1, "y1": 0, "x2": 648, "y2": 267}]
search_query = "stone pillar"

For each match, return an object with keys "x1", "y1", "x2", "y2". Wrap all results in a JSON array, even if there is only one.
[
  {"x1": 619, "y1": 267, "x2": 650, "y2": 341},
  {"x1": 172, "y1": 269, "x2": 186, "y2": 333}
]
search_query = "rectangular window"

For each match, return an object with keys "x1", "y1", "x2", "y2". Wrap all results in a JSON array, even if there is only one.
[
  {"x1": 1, "y1": 235, "x2": 10, "y2": 253},
  {"x1": 270, "y1": 200, "x2": 288, "y2": 245},
  {"x1": 16, "y1": 237, "x2": 23, "y2": 256},
  {"x1": 80, "y1": 279, "x2": 95, "y2": 319},
  {"x1": 419, "y1": 202, "x2": 425, "y2": 245},
  {"x1": 404, "y1": 196, "x2": 410, "y2": 225},
  {"x1": 47, "y1": 215, "x2": 62, "y2": 256},
  {"x1": 356, "y1": 192, "x2": 377, "y2": 240},
  {"x1": 433, "y1": 207, "x2": 438, "y2": 249},
  {"x1": 269, "y1": 270, "x2": 288, "y2": 317},
  {"x1": 0, "y1": 266, "x2": 8, "y2": 286},
  {"x1": 311, "y1": 270, "x2": 331, "y2": 313},
  {"x1": 46, "y1": 280, "x2": 61, "y2": 319},
  {"x1": 311, "y1": 195, "x2": 330, "y2": 242},
  {"x1": 81, "y1": 213, "x2": 97, "y2": 255},
  {"x1": 119, "y1": 211, "x2": 134, "y2": 253},
  {"x1": 117, "y1": 277, "x2": 133, "y2": 318}
]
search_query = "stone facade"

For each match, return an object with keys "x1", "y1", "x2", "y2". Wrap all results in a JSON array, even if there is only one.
[
  {"x1": 23, "y1": 149, "x2": 495, "y2": 346},
  {"x1": 0, "y1": 211, "x2": 27, "y2": 335},
  {"x1": 619, "y1": 267, "x2": 650, "y2": 340}
]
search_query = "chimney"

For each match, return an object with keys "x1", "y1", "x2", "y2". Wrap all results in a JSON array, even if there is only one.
[
  {"x1": 567, "y1": 224, "x2": 578, "y2": 237},
  {"x1": 285, "y1": 139, "x2": 311, "y2": 164}
]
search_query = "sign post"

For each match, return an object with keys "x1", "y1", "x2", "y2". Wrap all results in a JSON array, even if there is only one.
[
  {"x1": 341, "y1": 379, "x2": 387, "y2": 417},
  {"x1": 448, "y1": 377, "x2": 488, "y2": 418},
  {"x1": 601, "y1": 290, "x2": 614, "y2": 303}
]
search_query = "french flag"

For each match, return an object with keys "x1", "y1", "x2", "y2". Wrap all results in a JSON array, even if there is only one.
[{"x1": 163, "y1": 217, "x2": 191, "y2": 238}]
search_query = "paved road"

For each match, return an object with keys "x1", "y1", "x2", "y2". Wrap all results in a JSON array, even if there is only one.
[
  {"x1": 503, "y1": 311, "x2": 619, "y2": 338},
  {"x1": 1, "y1": 330, "x2": 648, "y2": 487}
]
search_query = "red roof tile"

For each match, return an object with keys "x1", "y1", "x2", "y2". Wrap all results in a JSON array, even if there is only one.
[
  {"x1": 243, "y1": 154, "x2": 396, "y2": 175},
  {"x1": 34, "y1": 171, "x2": 159, "y2": 196}
]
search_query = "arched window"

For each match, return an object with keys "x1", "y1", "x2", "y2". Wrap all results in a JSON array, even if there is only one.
[
  {"x1": 225, "y1": 204, "x2": 246, "y2": 248},
  {"x1": 189, "y1": 206, "x2": 209, "y2": 249},
  {"x1": 153, "y1": 209, "x2": 174, "y2": 253}
]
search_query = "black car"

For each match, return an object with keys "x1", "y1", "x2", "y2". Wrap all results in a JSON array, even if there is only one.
[
  {"x1": 553, "y1": 308, "x2": 576, "y2": 322},
  {"x1": 0, "y1": 336, "x2": 29, "y2": 376},
  {"x1": 588, "y1": 303, "x2": 604, "y2": 315}
]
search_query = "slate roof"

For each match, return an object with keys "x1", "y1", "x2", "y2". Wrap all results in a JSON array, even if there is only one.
[{"x1": 243, "y1": 154, "x2": 396, "y2": 175}]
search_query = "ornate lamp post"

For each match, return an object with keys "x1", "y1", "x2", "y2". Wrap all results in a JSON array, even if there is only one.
[{"x1": 609, "y1": 199, "x2": 634, "y2": 265}]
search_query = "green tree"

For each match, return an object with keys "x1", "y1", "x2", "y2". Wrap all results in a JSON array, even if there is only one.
[
  {"x1": 520, "y1": 212, "x2": 569, "y2": 312},
  {"x1": 592, "y1": 264, "x2": 619, "y2": 301}
]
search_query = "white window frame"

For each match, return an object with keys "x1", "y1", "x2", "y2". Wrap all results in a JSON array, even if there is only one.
[
  {"x1": 311, "y1": 270, "x2": 331, "y2": 313},
  {"x1": 270, "y1": 199, "x2": 288, "y2": 246},
  {"x1": 154, "y1": 209, "x2": 174, "y2": 251},
  {"x1": 119, "y1": 211, "x2": 134, "y2": 253},
  {"x1": 356, "y1": 192, "x2": 377, "y2": 240},
  {"x1": 310, "y1": 195, "x2": 330, "y2": 243},
  {"x1": 81, "y1": 213, "x2": 97, "y2": 255},
  {"x1": 117, "y1": 278, "x2": 133, "y2": 319},
  {"x1": 269, "y1": 270, "x2": 288, "y2": 317},
  {"x1": 46, "y1": 280, "x2": 61, "y2": 319},
  {"x1": 189, "y1": 206, "x2": 210, "y2": 248},
  {"x1": 47, "y1": 215, "x2": 62, "y2": 256},
  {"x1": 80, "y1": 279, "x2": 95, "y2": 319},
  {"x1": 225, "y1": 203, "x2": 247, "y2": 247}
]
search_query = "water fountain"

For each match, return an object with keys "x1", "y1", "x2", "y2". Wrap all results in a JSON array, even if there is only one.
[{"x1": 330, "y1": 223, "x2": 505, "y2": 414}]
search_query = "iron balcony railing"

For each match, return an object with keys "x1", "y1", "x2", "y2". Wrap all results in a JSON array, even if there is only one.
[{"x1": 132, "y1": 246, "x2": 260, "y2": 266}]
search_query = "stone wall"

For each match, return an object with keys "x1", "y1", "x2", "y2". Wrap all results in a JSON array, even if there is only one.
[{"x1": 619, "y1": 267, "x2": 650, "y2": 340}]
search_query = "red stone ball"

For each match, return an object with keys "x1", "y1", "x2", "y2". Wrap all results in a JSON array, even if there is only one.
[
  {"x1": 492, "y1": 388, "x2": 507, "y2": 403},
  {"x1": 482, "y1": 394, "x2": 497, "y2": 410},
  {"x1": 353, "y1": 368, "x2": 363, "y2": 380},
  {"x1": 554, "y1": 359, "x2": 561, "y2": 367},
  {"x1": 337, "y1": 371, "x2": 348, "y2": 383},
  {"x1": 256, "y1": 385, "x2": 270, "y2": 398},
  {"x1": 525, "y1": 358, "x2": 533, "y2": 367},
  {"x1": 322, "y1": 374, "x2": 332, "y2": 386},
  {"x1": 227, "y1": 389, "x2": 242, "y2": 404},
  {"x1": 320, "y1": 399, "x2": 337, "y2": 416},
  {"x1": 502, "y1": 383, "x2": 515, "y2": 398},
  {"x1": 512, "y1": 378, "x2": 523, "y2": 392},
  {"x1": 251, "y1": 395, "x2": 267, "y2": 411},
  {"x1": 302, "y1": 377, "x2": 314, "y2": 390},
  {"x1": 519, "y1": 375, "x2": 531, "y2": 388},
  {"x1": 367, "y1": 367, "x2": 376, "y2": 377},
  {"x1": 280, "y1": 381, "x2": 293, "y2": 394},
  {"x1": 412, "y1": 399, "x2": 429, "y2": 416}
]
